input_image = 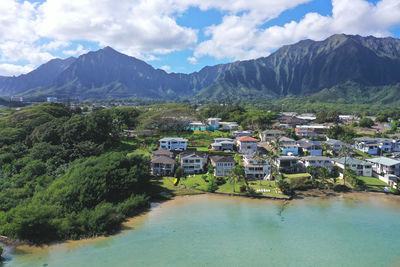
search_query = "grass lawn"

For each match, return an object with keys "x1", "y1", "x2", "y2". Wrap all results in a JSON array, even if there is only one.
[
  {"x1": 358, "y1": 176, "x2": 387, "y2": 191},
  {"x1": 353, "y1": 149, "x2": 373, "y2": 159},
  {"x1": 284, "y1": 173, "x2": 311, "y2": 183}
]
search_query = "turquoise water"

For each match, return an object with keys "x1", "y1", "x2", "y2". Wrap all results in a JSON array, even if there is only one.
[{"x1": 3, "y1": 194, "x2": 400, "y2": 267}]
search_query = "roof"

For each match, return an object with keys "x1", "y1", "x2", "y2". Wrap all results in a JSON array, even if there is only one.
[
  {"x1": 152, "y1": 149, "x2": 173, "y2": 157},
  {"x1": 151, "y1": 156, "x2": 175, "y2": 164},
  {"x1": 236, "y1": 136, "x2": 258, "y2": 142},
  {"x1": 326, "y1": 139, "x2": 347, "y2": 145},
  {"x1": 159, "y1": 137, "x2": 188, "y2": 142},
  {"x1": 211, "y1": 156, "x2": 236, "y2": 163},
  {"x1": 280, "y1": 136, "x2": 296, "y2": 142},
  {"x1": 354, "y1": 137, "x2": 377, "y2": 142},
  {"x1": 299, "y1": 142, "x2": 321, "y2": 149},
  {"x1": 262, "y1": 129, "x2": 285, "y2": 134},
  {"x1": 278, "y1": 156, "x2": 298, "y2": 161},
  {"x1": 367, "y1": 157, "x2": 400, "y2": 166},
  {"x1": 180, "y1": 151, "x2": 209, "y2": 158},
  {"x1": 333, "y1": 157, "x2": 371, "y2": 166},
  {"x1": 214, "y1": 138, "x2": 234, "y2": 142},
  {"x1": 301, "y1": 156, "x2": 331, "y2": 161}
]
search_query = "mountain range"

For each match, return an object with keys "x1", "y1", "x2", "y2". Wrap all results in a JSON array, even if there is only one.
[{"x1": 1, "y1": 34, "x2": 400, "y2": 103}]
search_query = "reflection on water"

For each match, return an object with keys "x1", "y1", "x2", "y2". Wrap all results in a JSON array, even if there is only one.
[{"x1": 3, "y1": 193, "x2": 400, "y2": 267}]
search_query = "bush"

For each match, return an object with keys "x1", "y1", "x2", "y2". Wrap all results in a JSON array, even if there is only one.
[
  {"x1": 206, "y1": 176, "x2": 218, "y2": 192},
  {"x1": 333, "y1": 184, "x2": 351, "y2": 192},
  {"x1": 239, "y1": 185, "x2": 247, "y2": 193},
  {"x1": 215, "y1": 177, "x2": 226, "y2": 185}
]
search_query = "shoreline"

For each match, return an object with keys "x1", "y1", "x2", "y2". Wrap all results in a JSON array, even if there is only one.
[{"x1": 3, "y1": 190, "x2": 399, "y2": 251}]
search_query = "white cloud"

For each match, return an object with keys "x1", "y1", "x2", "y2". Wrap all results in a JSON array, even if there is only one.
[
  {"x1": 63, "y1": 44, "x2": 89, "y2": 56},
  {"x1": 0, "y1": 63, "x2": 34, "y2": 76},
  {"x1": 187, "y1": 57, "x2": 198, "y2": 64},
  {"x1": 160, "y1": 65, "x2": 171, "y2": 71},
  {"x1": 0, "y1": 41, "x2": 55, "y2": 64},
  {"x1": 194, "y1": 0, "x2": 400, "y2": 60}
]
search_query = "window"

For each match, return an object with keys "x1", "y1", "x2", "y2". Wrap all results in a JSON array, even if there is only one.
[{"x1": 196, "y1": 159, "x2": 200, "y2": 163}]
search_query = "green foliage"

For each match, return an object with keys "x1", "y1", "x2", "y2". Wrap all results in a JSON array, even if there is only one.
[
  {"x1": 327, "y1": 124, "x2": 356, "y2": 142},
  {"x1": 359, "y1": 118, "x2": 374, "y2": 128},
  {"x1": 277, "y1": 180, "x2": 293, "y2": 196}
]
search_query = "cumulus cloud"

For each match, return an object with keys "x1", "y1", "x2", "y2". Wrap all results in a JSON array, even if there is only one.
[
  {"x1": 63, "y1": 44, "x2": 89, "y2": 56},
  {"x1": 187, "y1": 57, "x2": 198, "y2": 64},
  {"x1": 160, "y1": 65, "x2": 171, "y2": 71},
  {"x1": 0, "y1": 63, "x2": 34, "y2": 76},
  {"x1": 194, "y1": 0, "x2": 400, "y2": 60}
]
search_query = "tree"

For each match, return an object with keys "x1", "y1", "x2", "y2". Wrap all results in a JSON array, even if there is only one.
[
  {"x1": 174, "y1": 167, "x2": 184, "y2": 179},
  {"x1": 359, "y1": 118, "x2": 374, "y2": 128},
  {"x1": 375, "y1": 113, "x2": 388, "y2": 123},
  {"x1": 227, "y1": 171, "x2": 238, "y2": 192},
  {"x1": 319, "y1": 167, "x2": 330, "y2": 188},
  {"x1": 306, "y1": 166, "x2": 319, "y2": 181},
  {"x1": 339, "y1": 146, "x2": 351, "y2": 186}
]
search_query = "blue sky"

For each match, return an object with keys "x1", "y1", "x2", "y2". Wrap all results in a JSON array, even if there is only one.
[{"x1": 0, "y1": 0, "x2": 399, "y2": 76}]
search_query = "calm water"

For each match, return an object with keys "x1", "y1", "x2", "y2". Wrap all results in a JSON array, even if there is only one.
[{"x1": 3, "y1": 194, "x2": 400, "y2": 267}]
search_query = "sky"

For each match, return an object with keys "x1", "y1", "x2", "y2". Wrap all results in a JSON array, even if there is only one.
[{"x1": 0, "y1": 0, "x2": 400, "y2": 76}]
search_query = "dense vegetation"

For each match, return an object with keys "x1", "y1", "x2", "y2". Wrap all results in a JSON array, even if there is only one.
[{"x1": 0, "y1": 103, "x2": 152, "y2": 244}]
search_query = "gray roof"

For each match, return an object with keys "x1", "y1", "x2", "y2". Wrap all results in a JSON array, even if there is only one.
[
  {"x1": 151, "y1": 156, "x2": 175, "y2": 164},
  {"x1": 301, "y1": 156, "x2": 331, "y2": 161},
  {"x1": 326, "y1": 139, "x2": 347, "y2": 145},
  {"x1": 333, "y1": 157, "x2": 371, "y2": 166},
  {"x1": 159, "y1": 137, "x2": 188, "y2": 142},
  {"x1": 152, "y1": 149, "x2": 173, "y2": 157},
  {"x1": 367, "y1": 157, "x2": 400, "y2": 166},
  {"x1": 211, "y1": 156, "x2": 236, "y2": 163},
  {"x1": 262, "y1": 129, "x2": 285, "y2": 134},
  {"x1": 180, "y1": 151, "x2": 209, "y2": 158}
]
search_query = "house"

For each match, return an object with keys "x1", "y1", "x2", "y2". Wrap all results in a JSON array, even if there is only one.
[
  {"x1": 367, "y1": 157, "x2": 400, "y2": 177},
  {"x1": 232, "y1": 130, "x2": 253, "y2": 138},
  {"x1": 207, "y1": 118, "x2": 221, "y2": 131},
  {"x1": 300, "y1": 156, "x2": 333, "y2": 170},
  {"x1": 219, "y1": 122, "x2": 239, "y2": 130},
  {"x1": 393, "y1": 139, "x2": 400, "y2": 152},
  {"x1": 259, "y1": 129, "x2": 285, "y2": 142},
  {"x1": 210, "y1": 156, "x2": 236, "y2": 176},
  {"x1": 295, "y1": 125, "x2": 329, "y2": 138},
  {"x1": 278, "y1": 116, "x2": 306, "y2": 128},
  {"x1": 376, "y1": 138, "x2": 394, "y2": 153},
  {"x1": 325, "y1": 139, "x2": 349, "y2": 153},
  {"x1": 180, "y1": 151, "x2": 209, "y2": 174},
  {"x1": 10, "y1": 96, "x2": 23, "y2": 102},
  {"x1": 243, "y1": 155, "x2": 271, "y2": 180},
  {"x1": 276, "y1": 156, "x2": 299, "y2": 173},
  {"x1": 151, "y1": 156, "x2": 175, "y2": 176},
  {"x1": 298, "y1": 142, "x2": 323, "y2": 156},
  {"x1": 210, "y1": 138, "x2": 235, "y2": 151},
  {"x1": 236, "y1": 136, "x2": 258, "y2": 154},
  {"x1": 188, "y1": 121, "x2": 206, "y2": 131},
  {"x1": 159, "y1": 137, "x2": 188, "y2": 151},
  {"x1": 296, "y1": 113, "x2": 316, "y2": 121},
  {"x1": 354, "y1": 137, "x2": 379, "y2": 155},
  {"x1": 279, "y1": 137, "x2": 298, "y2": 156},
  {"x1": 152, "y1": 149, "x2": 174, "y2": 158},
  {"x1": 333, "y1": 157, "x2": 372, "y2": 177}
]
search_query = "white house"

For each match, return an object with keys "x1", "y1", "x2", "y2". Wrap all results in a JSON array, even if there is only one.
[
  {"x1": 300, "y1": 156, "x2": 333, "y2": 170},
  {"x1": 354, "y1": 137, "x2": 379, "y2": 155},
  {"x1": 333, "y1": 157, "x2": 372, "y2": 177},
  {"x1": 210, "y1": 156, "x2": 236, "y2": 176},
  {"x1": 159, "y1": 137, "x2": 188, "y2": 151},
  {"x1": 367, "y1": 157, "x2": 400, "y2": 177},
  {"x1": 210, "y1": 138, "x2": 235, "y2": 151},
  {"x1": 180, "y1": 151, "x2": 209, "y2": 174},
  {"x1": 243, "y1": 155, "x2": 271, "y2": 180},
  {"x1": 392, "y1": 139, "x2": 400, "y2": 152},
  {"x1": 325, "y1": 139, "x2": 349, "y2": 153},
  {"x1": 259, "y1": 129, "x2": 285, "y2": 142},
  {"x1": 219, "y1": 122, "x2": 239, "y2": 130},
  {"x1": 236, "y1": 136, "x2": 258, "y2": 154},
  {"x1": 376, "y1": 138, "x2": 394, "y2": 153},
  {"x1": 232, "y1": 130, "x2": 253, "y2": 138}
]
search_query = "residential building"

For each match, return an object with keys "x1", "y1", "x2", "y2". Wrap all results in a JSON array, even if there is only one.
[
  {"x1": 46, "y1": 97, "x2": 58, "y2": 102},
  {"x1": 278, "y1": 116, "x2": 306, "y2": 128},
  {"x1": 279, "y1": 137, "x2": 298, "y2": 156},
  {"x1": 393, "y1": 139, "x2": 400, "y2": 152},
  {"x1": 300, "y1": 156, "x2": 333, "y2": 170},
  {"x1": 188, "y1": 121, "x2": 206, "y2": 131},
  {"x1": 325, "y1": 139, "x2": 349, "y2": 153},
  {"x1": 180, "y1": 151, "x2": 209, "y2": 174},
  {"x1": 159, "y1": 137, "x2": 188, "y2": 151},
  {"x1": 219, "y1": 122, "x2": 239, "y2": 130},
  {"x1": 295, "y1": 125, "x2": 329, "y2": 138},
  {"x1": 333, "y1": 157, "x2": 372, "y2": 177},
  {"x1": 152, "y1": 149, "x2": 174, "y2": 158},
  {"x1": 210, "y1": 138, "x2": 235, "y2": 151},
  {"x1": 207, "y1": 118, "x2": 221, "y2": 131},
  {"x1": 296, "y1": 113, "x2": 316, "y2": 121},
  {"x1": 377, "y1": 138, "x2": 394, "y2": 153},
  {"x1": 232, "y1": 130, "x2": 253, "y2": 138},
  {"x1": 243, "y1": 155, "x2": 271, "y2": 180},
  {"x1": 276, "y1": 156, "x2": 299, "y2": 173},
  {"x1": 151, "y1": 156, "x2": 175, "y2": 176},
  {"x1": 259, "y1": 129, "x2": 285, "y2": 142},
  {"x1": 236, "y1": 136, "x2": 258, "y2": 154},
  {"x1": 10, "y1": 96, "x2": 23, "y2": 102},
  {"x1": 210, "y1": 156, "x2": 236, "y2": 176},
  {"x1": 354, "y1": 137, "x2": 379, "y2": 155},
  {"x1": 298, "y1": 142, "x2": 323, "y2": 156},
  {"x1": 367, "y1": 157, "x2": 400, "y2": 177}
]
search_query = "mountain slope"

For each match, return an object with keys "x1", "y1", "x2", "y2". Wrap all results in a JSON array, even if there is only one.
[{"x1": 1, "y1": 34, "x2": 400, "y2": 102}]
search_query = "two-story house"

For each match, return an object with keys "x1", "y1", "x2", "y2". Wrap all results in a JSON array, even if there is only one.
[
  {"x1": 232, "y1": 130, "x2": 253, "y2": 138},
  {"x1": 207, "y1": 118, "x2": 221, "y2": 131},
  {"x1": 151, "y1": 149, "x2": 175, "y2": 176},
  {"x1": 243, "y1": 155, "x2": 271, "y2": 180},
  {"x1": 279, "y1": 137, "x2": 298, "y2": 156},
  {"x1": 298, "y1": 141, "x2": 323, "y2": 156},
  {"x1": 367, "y1": 157, "x2": 400, "y2": 177},
  {"x1": 376, "y1": 138, "x2": 394, "y2": 153},
  {"x1": 354, "y1": 137, "x2": 379, "y2": 155},
  {"x1": 299, "y1": 156, "x2": 333, "y2": 170},
  {"x1": 259, "y1": 129, "x2": 285, "y2": 142},
  {"x1": 210, "y1": 156, "x2": 236, "y2": 176},
  {"x1": 236, "y1": 136, "x2": 258, "y2": 154},
  {"x1": 325, "y1": 139, "x2": 349, "y2": 153},
  {"x1": 159, "y1": 137, "x2": 188, "y2": 151},
  {"x1": 180, "y1": 151, "x2": 209, "y2": 174},
  {"x1": 333, "y1": 157, "x2": 372, "y2": 177},
  {"x1": 276, "y1": 156, "x2": 299, "y2": 174},
  {"x1": 211, "y1": 138, "x2": 235, "y2": 151}
]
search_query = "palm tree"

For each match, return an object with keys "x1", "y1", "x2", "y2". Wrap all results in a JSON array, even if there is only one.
[
  {"x1": 227, "y1": 171, "x2": 237, "y2": 192},
  {"x1": 339, "y1": 146, "x2": 351, "y2": 186},
  {"x1": 319, "y1": 167, "x2": 330, "y2": 188}
]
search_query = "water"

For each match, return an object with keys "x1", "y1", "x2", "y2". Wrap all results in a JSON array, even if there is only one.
[{"x1": 3, "y1": 193, "x2": 400, "y2": 267}]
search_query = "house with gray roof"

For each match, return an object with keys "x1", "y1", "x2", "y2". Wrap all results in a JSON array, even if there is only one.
[
  {"x1": 300, "y1": 156, "x2": 333, "y2": 170},
  {"x1": 333, "y1": 157, "x2": 372, "y2": 177},
  {"x1": 367, "y1": 157, "x2": 400, "y2": 177},
  {"x1": 210, "y1": 156, "x2": 236, "y2": 176},
  {"x1": 180, "y1": 151, "x2": 209, "y2": 174},
  {"x1": 151, "y1": 156, "x2": 175, "y2": 176}
]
